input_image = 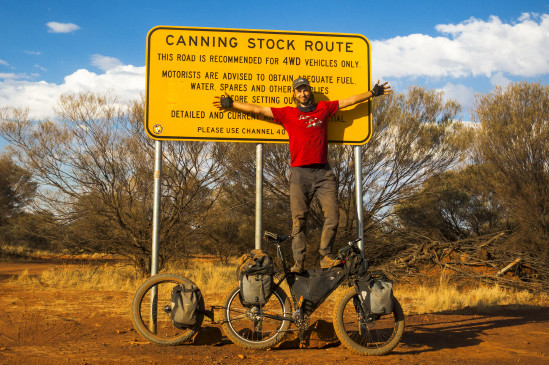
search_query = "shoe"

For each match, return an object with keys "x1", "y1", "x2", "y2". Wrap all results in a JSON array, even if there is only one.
[
  {"x1": 291, "y1": 260, "x2": 305, "y2": 274},
  {"x1": 320, "y1": 255, "x2": 343, "y2": 269}
]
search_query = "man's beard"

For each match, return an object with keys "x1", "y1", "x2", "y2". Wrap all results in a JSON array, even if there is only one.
[{"x1": 295, "y1": 94, "x2": 316, "y2": 112}]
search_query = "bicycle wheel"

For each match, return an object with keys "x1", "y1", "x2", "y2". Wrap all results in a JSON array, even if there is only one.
[
  {"x1": 333, "y1": 286, "x2": 405, "y2": 356},
  {"x1": 221, "y1": 283, "x2": 292, "y2": 350},
  {"x1": 131, "y1": 273, "x2": 204, "y2": 346}
]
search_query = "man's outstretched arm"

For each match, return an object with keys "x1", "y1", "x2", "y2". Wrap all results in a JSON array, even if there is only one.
[
  {"x1": 338, "y1": 80, "x2": 392, "y2": 109},
  {"x1": 213, "y1": 92, "x2": 274, "y2": 119}
]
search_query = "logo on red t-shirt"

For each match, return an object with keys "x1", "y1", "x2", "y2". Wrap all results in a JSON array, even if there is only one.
[{"x1": 298, "y1": 115, "x2": 324, "y2": 128}]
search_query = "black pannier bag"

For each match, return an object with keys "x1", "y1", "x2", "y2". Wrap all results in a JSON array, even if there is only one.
[
  {"x1": 357, "y1": 274, "x2": 394, "y2": 315},
  {"x1": 170, "y1": 284, "x2": 202, "y2": 329},
  {"x1": 288, "y1": 267, "x2": 346, "y2": 315},
  {"x1": 237, "y1": 249, "x2": 274, "y2": 306}
]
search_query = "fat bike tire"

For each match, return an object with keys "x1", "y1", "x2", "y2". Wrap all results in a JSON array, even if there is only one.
[
  {"x1": 221, "y1": 283, "x2": 292, "y2": 350},
  {"x1": 131, "y1": 273, "x2": 204, "y2": 346},
  {"x1": 333, "y1": 286, "x2": 405, "y2": 356}
]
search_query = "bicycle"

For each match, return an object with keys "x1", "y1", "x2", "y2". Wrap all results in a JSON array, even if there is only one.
[
  {"x1": 131, "y1": 232, "x2": 405, "y2": 356},
  {"x1": 221, "y1": 232, "x2": 405, "y2": 355}
]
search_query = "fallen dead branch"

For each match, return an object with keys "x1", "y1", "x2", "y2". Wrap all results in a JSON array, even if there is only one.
[
  {"x1": 496, "y1": 258, "x2": 522, "y2": 277},
  {"x1": 381, "y1": 232, "x2": 548, "y2": 292}
]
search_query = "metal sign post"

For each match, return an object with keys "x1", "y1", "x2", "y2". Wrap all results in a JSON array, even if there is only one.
[
  {"x1": 354, "y1": 145, "x2": 364, "y2": 253},
  {"x1": 150, "y1": 139, "x2": 162, "y2": 332},
  {"x1": 255, "y1": 144, "x2": 263, "y2": 249}
]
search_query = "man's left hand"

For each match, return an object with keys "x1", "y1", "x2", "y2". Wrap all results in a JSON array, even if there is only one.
[{"x1": 371, "y1": 80, "x2": 392, "y2": 97}]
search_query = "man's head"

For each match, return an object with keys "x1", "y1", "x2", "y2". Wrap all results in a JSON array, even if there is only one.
[
  {"x1": 292, "y1": 77, "x2": 315, "y2": 106},
  {"x1": 292, "y1": 77, "x2": 310, "y2": 90}
]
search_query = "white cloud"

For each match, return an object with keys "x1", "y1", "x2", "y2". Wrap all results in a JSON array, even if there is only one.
[
  {"x1": 0, "y1": 65, "x2": 145, "y2": 120},
  {"x1": 24, "y1": 50, "x2": 41, "y2": 56},
  {"x1": 91, "y1": 54, "x2": 123, "y2": 71},
  {"x1": 440, "y1": 83, "x2": 476, "y2": 115},
  {"x1": 0, "y1": 59, "x2": 9, "y2": 67},
  {"x1": 490, "y1": 72, "x2": 511, "y2": 87},
  {"x1": 34, "y1": 64, "x2": 48, "y2": 72},
  {"x1": 373, "y1": 13, "x2": 549, "y2": 79},
  {"x1": 46, "y1": 21, "x2": 80, "y2": 33},
  {"x1": 0, "y1": 72, "x2": 34, "y2": 80}
]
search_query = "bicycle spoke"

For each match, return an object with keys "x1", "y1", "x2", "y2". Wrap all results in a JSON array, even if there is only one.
[
  {"x1": 222, "y1": 284, "x2": 291, "y2": 349},
  {"x1": 334, "y1": 288, "x2": 404, "y2": 355},
  {"x1": 226, "y1": 313, "x2": 248, "y2": 322}
]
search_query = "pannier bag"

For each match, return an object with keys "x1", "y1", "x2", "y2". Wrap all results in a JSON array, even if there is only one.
[
  {"x1": 237, "y1": 249, "x2": 274, "y2": 306},
  {"x1": 288, "y1": 268, "x2": 346, "y2": 315},
  {"x1": 358, "y1": 276, "x2": 394, "y2": 315},
  {"x1": 170, "y1": 284, "x2": 202, "y2": 329},
  {"x1": 240, "y1": 274, "x2": 273, "y2": 306},
  {"x1": 236, "y1": 249, "x2": 273, "y2": 278}
]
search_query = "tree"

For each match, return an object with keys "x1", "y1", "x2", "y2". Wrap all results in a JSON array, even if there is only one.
[
  {"x1": 205, "y1": 143, "x2": 293, "y2": 259},
  {"x1": 473, "y1": 81, "x2": 549, "y2": 254},
  {"x1": 0, "y1": 154, "x2": 36, "y2": 226},
  {"x1": 354, "y1": 87, "x2": 468, "y2": 244},
  {"x1": 394, "y1": 166, "x2": 503, "y2": 242},
  {"x1": 0, "y1": 93, "x2": 227, "y2": 274},
  {"x1": 0, "y1": 154, "x2": 43, "y2": 251}
]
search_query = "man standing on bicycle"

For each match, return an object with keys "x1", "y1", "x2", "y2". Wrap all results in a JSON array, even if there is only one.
[{"x1": 213, "y1": 77, "x2": 391, "y2": 274}]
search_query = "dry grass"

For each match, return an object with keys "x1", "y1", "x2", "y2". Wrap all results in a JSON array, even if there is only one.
[
  {"x1": 396, "y1": 269, "x2": 548, "y2": 314},
  {"x1": 1, "y1": 244, "x2": 58, "y2": 260},
  {"x1": 11, "y1": 259, "x2": 238, "y2": 294},
  {"x1": 10, "y1": 259, "x2": 548, "y2": 313},
  {"x1": 13, "y1": 264, "x2": 139, "y2": 291}
]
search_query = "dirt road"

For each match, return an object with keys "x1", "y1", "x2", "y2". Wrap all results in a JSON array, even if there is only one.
[{"x1": 0, "y1": 265, "x2": 548, "y2": 364}]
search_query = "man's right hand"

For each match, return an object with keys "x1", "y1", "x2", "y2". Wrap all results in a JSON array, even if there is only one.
[{"x1": 213, "y1": 92, "x2": 233, "y2": 109}]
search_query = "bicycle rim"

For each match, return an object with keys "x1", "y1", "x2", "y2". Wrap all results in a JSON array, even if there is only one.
[
  {"x1": 131, "y1": 274, "x2": 203, "y2": 346},
  {"x1": 222, "y1": 284, "x2": 291, "y2": 349},
  {"x1": 334, "y1": 288, "x2": 404, "y2": 355}
]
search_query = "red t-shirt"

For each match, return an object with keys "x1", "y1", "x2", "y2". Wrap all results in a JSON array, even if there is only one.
[{"x1": 271, "y1": 100, "x2": 339, "y2": 167}]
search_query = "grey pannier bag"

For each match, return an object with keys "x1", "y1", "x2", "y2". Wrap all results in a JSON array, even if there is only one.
[
  {"x1": 170, "y1": 284, "x2": 202, "y2": 329},
  {"x1": 358, "y1": 275, "x2": 394, "y2": 315},
  {"x1": 240, "y1": 274, "x2": 273, "y2": 306},
  {"x1": 237, "y1": 249, "x2": 274, "y2": 306}
]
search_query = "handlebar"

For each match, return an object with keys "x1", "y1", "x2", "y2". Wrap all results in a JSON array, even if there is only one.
[
  {"x1": 264, "y1": 231, "x2": 361, "y2": 256},
  {"x1": 263, "y1": 231, "x2": 291, "y2": 244},
  {"x1": 337, "y1": 238, "x2": 362, "y2": 256}
]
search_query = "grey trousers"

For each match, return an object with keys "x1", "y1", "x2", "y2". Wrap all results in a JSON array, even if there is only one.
[{"x1": 289, "y1": 164, "x2": 339, "y2": 262}]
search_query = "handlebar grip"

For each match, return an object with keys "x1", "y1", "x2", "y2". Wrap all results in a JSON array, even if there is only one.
[
  {"x1": 264, "y1": 231, "x2": 278, "y2": 240},
  {"x1": 263, "y1": 231, "x2": 291, "y2": 243}
]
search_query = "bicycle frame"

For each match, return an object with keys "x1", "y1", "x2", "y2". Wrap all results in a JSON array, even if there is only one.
[
  {"x1": 264, "y1": 233, "x2": 362, "y2": 323},
  {"x1": 222, "y1": 232, "x2": 393, "y2": 347}
]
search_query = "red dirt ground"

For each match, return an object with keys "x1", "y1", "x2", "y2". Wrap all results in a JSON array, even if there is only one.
[{"x1": 0, "y1": 262, "x2": 548, "y2": 364}]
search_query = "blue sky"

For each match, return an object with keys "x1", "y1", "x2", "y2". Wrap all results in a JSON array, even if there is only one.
[{"x1": 1, "y1": 0, "x2": 548, "y2": 124}]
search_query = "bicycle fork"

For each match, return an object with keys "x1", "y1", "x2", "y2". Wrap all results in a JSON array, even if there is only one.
[{"x1": 352, "y1": 282, "x2": 368, "y2": 336}]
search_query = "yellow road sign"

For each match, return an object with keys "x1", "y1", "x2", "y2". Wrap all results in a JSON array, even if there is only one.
[{"x1": 145, "y1": 26, "x2": 371, "y2": 145}]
